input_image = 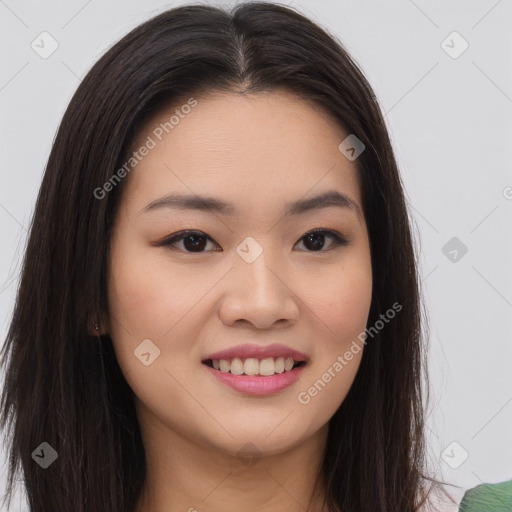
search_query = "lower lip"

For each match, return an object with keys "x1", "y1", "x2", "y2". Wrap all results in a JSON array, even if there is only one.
[{"x1": 202, "y1": 363, "x2": 306, "y2": 396}]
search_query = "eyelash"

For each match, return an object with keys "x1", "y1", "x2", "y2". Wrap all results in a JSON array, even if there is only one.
[{"x1": 156, "y1": 228, "x2": 349, "y2": 253}]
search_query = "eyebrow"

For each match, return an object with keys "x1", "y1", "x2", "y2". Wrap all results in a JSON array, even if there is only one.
[{"x1": 138, "y1": 190, "x2": 362, "y2": 220}]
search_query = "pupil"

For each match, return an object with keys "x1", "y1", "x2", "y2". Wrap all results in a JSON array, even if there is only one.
[
  {"x1": 184, "y1": 236, "x2": 206, "y2": 252},
  {"x1": 305, "y1": 233, "x2": 325, "y2": 251}
]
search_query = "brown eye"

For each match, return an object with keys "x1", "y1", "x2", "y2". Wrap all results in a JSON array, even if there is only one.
[
  {"x1": 157, "y1": 228, "x2": 349, "y2": 254},
  {"x1": 295, "y1": 229, "x2": 349, "y2": 252},
  {"x1": 157, "y1": 231, "x2": 220, "y2": 253}
]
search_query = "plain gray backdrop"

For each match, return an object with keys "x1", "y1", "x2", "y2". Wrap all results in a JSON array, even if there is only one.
[{"x1": 1, "y1": 0, "x2": 511, "y2": 510}]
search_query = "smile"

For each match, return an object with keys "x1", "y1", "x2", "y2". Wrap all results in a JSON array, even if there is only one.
[
  {"x1": 201, "y1": 358, "x2": 308, "y2": 396},
  {"x1": 203, "y1": 356, "x2": 306, "y2": 376},
  {"x1": 201, "y1": 343, "x2": 309, "y2": 395}
]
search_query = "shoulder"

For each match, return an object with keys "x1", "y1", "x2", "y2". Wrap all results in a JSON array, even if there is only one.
[
  {"x1": 457, "y1": 480, "x2": 512, "y2": 512},
  {"x1": 417, "y1": 479, "x2": 512, "y2": 512}
]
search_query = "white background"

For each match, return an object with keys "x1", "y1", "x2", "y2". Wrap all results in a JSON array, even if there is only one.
[{"x1": 1, "y1": 0, "x2": 511, "y2": 510}]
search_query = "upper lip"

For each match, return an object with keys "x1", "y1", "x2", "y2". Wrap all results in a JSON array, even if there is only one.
[{"x1": 202, "y1": 343, "x2": 309, "y2": 363}]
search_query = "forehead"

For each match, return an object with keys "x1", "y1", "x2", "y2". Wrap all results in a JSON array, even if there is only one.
[{"x1": 123, "y1": 89, "x2": 363, "y2": 218}]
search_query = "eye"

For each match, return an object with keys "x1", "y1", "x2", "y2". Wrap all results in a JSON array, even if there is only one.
[
  {"x1": 156, "y1": 230, "x2": 219, "y2": 253},
  {"x1": 294, "y1": 229, "x2": 349, "y2": 252},
  {"x1": 156, "y1": 228, "x2": 349, "y2": 253}
]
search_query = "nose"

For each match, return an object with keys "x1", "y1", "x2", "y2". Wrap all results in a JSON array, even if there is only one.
[{"x1": 218, "y1": 248, "x2": 300, "y2": 329}]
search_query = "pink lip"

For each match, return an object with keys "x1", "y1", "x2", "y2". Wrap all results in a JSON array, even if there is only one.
[
  {"x1": 201, "y1": 363, "x2": 307, "y2": 396},
  {"x1": 202, "y1": 343, "x2": 309, "y2": 363}
]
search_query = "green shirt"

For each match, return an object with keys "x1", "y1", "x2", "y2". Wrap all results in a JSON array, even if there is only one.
[{"x1": 458, "y1": 479, "x2": 512, "y2": 512}]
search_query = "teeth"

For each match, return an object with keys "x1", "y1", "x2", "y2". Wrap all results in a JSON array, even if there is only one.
[
  {"x1": 230, "y1": 358, "x2": 244, "y2": 375},
  {"x1": 259, "y1": 357, "x2": 276, "y2": 376},
  {"x1": 244, "y1": 358, "x2": 259, "y2": 375},
  {"x1": 209, "y1": 356, "x2": 302, "y2": 376}
]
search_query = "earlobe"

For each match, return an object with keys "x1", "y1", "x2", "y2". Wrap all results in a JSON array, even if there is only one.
[{"x1": 87, "y1": 317, "x2": 108, "y2": 337}]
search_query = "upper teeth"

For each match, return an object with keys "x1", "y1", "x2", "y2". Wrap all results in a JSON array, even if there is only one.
[{"x1": 212, "y1": 357, "x2": 298, "y2": 376}]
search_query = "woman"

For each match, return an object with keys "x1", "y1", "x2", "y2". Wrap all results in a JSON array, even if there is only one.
[{"x1": 0, "y1": 2, "x2": 458, "y2": 511}]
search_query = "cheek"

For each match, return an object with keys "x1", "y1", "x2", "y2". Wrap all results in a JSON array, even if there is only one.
[
  {"x1": 294, "y1": 265, "x2": 371, "y2": 426},
  {"x1": 108, "y1": 255, "x2": 176, "y2": 337},
  {"x1": 108, "y1": 239, "x2": 200, "y2": 339},
  {"x1": 296, "y1": 253, "x2": 371, "y2": 401},
  {"x1": 306, "y1": 260, "x2": 373, "y2": 345},
  {"x1": 106, "y1": 241, "x2": 207, "y2": 414},
  {"x1": 107, "y1": 238, "x2": 225, "y2": 382},
  {"x1": 334, "y1": 271, "x2": 372, "y2": 340}
]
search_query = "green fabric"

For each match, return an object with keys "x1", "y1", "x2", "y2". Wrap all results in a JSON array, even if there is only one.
[{"x1": 458, "y1": 479, "x2": 512, "y2": 512}]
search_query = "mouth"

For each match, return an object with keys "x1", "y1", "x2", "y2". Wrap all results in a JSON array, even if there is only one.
[
  {"x1": 202, "y1": 357, "x2": 307, "y2": 377},
  {"x1": 200, "y1": 344, "x2": 309, "y2": 395},
  {"x1": 201, "y1": 356, "x2": 308, "y2": 396}
]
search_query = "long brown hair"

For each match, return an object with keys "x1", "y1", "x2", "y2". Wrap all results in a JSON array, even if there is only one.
[{"x1": 1, "y1": 3, "x2": 448, "y2": 511}]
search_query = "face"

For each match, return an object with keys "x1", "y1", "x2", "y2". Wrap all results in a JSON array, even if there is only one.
[{"x1": 107, "y1": 89, "x2": 372, "y2": 459}]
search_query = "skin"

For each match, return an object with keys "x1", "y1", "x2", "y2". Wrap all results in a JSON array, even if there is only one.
[{"x1": 106, "y1": 88, "x2": 373, "y2": 512}]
